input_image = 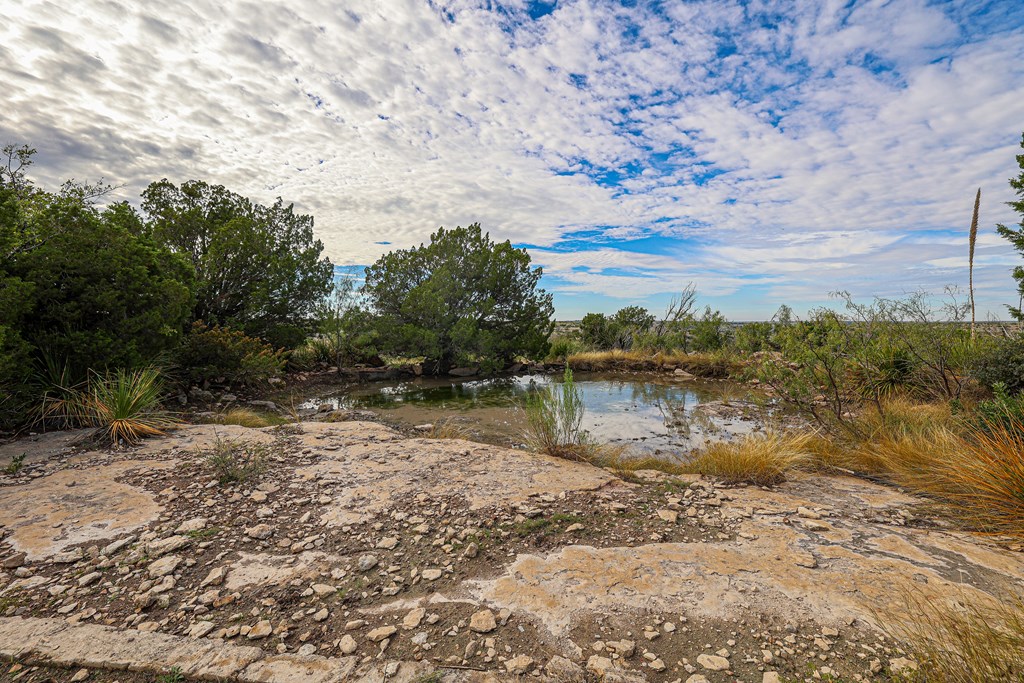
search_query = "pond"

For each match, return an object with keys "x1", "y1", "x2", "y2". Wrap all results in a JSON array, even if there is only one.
[{"x1": 298, "y1": 373, "x2": 769, "y2": 458}]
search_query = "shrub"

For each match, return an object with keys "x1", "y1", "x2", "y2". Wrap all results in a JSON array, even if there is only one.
[
  {"x1": 204, "y1": 437, "x2": 269, "y2": 484},
  {"x1": 524, "y1": 366, "x2": 594, "y2": 461},
  {"x1": 974, "y1": 382, "x2": 1024, "y2": 434},
  {"x1": 175, "y1": 322, "x2": 285, "y2": 386},
  {"x1": 686, "y1": 432, "x2": 815, "y2": 486},
  {"x1": 545, "y1": 336, "x2": 585, "y2": 362},
  {"x1": 428, "y1": 418, "x2": 472, "y2": 440},
  {"x1": 971, "y1": 334, "x2": 1024, "y2": 395},
  {"x1": 78, "y1": 367, "x2": 178, "y2": 445}
]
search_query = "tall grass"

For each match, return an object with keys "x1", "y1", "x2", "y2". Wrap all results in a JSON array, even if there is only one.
[
  {"x1": 686, "y1": 432, "x2": 816, "y2": 486},
  {"x1": 78, "y1": 368, "x2": 178, "y2": 445},
  {"x1": 882, "y1": 588, "x2": 1024, "y2": 682},
  {"x1": 524, "y1": 366, "x2": 597, "y2": 462},
  {"x1": 811, "y1": 398, "x2": 1024, "y2": 538}
]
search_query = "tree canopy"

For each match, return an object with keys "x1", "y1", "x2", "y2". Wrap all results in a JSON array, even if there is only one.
[
  {"x1": 140, "y1": 179, "x2": 333, "y2": 347},
  {"x1": 997, "y1": 133, "x2": 1024, "y2": 321},
  {"x1": 362, "y1": 224, "x2": 553, "y2": 372},
  {"x1": 0, "y1": 147, "x2": 194, "y2": 427}
]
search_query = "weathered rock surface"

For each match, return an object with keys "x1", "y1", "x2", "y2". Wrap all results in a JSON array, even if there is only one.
[{"x1": 1, "y1": 420, "x2": 1022, "y2": 683}]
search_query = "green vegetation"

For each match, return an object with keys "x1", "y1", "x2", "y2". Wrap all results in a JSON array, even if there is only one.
[
  {"x1": 524, "y1": 366, "x2": 591, "y2": 461},
  {"x1": 4, "y1": 452, "x2": 25, "y2": 475},
  {"x1": 997, "y1": 133, "x2": 1024, "y2": 322},
  {"x1": 174, "y1": 322, "x2": 286, "y2": 387},
  {"x1": 140, "y1": 179, "x2": 333, "y2": 348},
  {"x1": 203, "y1": 437, "x2": 269, "y2": 484},
  {"x1": 79, "y1": 367, "x2": 178, "y2": 446},
  {"x1": 363, "y1": 223, "x2": 553, "y2": 374}
]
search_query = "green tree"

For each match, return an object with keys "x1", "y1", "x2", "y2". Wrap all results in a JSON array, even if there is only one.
[
  {"x1": 12, "y1": 200, "x2": 194, "y2": 371},
  {"x1": 997, "y1": 133, "x2": 1024, "y2": 321},
  {"x1": 362, "y1": 223, "x2": 553, "y2": 373},
  {"x1": 140, "y1": 179, "x2": 333, "y2": 347},
  {"x1": 610, "y1": 306, "x2": 655, "y2": 349},
  {"x1": 690, "y1": 306, "x2": 728, "y2": 351},
  {"x1": 579, "y1": 312, "x2": 615, "y2": 349}
]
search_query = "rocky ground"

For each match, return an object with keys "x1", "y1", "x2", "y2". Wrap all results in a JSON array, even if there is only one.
[{"x1": 1, "y1": 421, "x2": 1022, "y2": 683}]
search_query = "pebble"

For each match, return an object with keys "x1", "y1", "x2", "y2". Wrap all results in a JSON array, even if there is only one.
[
  {"x1": 367, "y1": 625, "x2": 397, "y2": 642},
  {"x1": 247, "y1": 620, "x2": 273, "y2": 640},
  {"x1": 339, "y1": 634, "x2": 358, "y2": 654}
]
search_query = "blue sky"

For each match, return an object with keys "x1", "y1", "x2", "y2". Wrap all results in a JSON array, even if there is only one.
[{"x1": 4, "y1": 0, "x2": 1024, "y2": 319}]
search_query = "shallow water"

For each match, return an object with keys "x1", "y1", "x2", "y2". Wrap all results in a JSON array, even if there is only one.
[{"x1": 299, "y1": 373, "x2": 765, "y2": 457}]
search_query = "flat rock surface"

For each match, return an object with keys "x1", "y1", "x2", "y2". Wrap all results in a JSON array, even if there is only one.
[{"x1": 0, "y1": 420, "x2": 1022, "y2": 682}]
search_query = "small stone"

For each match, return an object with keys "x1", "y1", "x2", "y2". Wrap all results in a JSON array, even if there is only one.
[
  {"x1": 201, "y1": 566, "x2": 227, "y2": 587},
  {"x1": 469, "y1": 609, "x2": 497, "y2": 633},
  {"x1": 376, "y1": 537, "x2": 399, "y2": 550},
  {"x1": 367, "y1": 625, "x2": 398, "y2": 642},
  {"x1": 189, "y1": 621, "x2": 215, "y2": 638},
  {"x1": 313, "y1": 608, "x2": 329, "y2": 622},
  {"x1": 247, "y1": 620, "x2": 273, "y2": 640},
  {"x1": 403, "y1": 607, "x2": 425, "y2": 629},
  {"x1": 311, "y1": 583, "x2": 335, "y2": 596},
  {"x1": 357, "y1": 555, "x2": 378, "y2": 572},
  {"x1": 657, "y1": 509, "x2": 679, "y2": 523},
  {"x1": 565, "y1": 523, "x2": 585, "y2": 532},
  {"x1": 147, "y1": 554, "x2": 181, "y2": 579},
  {"x1": 889, "y1": 657, "x2": 918, "y2": 674},
  {"x1": 175, "y1": 517, "x2": 209, "y2": 534},
  {"x1": 696, "y1": 654, "x2": 730, "y2": 671},
  {"x1": 648, "y1": 659, "x2": 666, "y2": 671},
  {"x1": 77, "y1": 572, "x2": 101, "y2": 587},
  {"x1": 545, "y1": 656, "x2": 585, "y2": 683},
  {"x1": 421, "y1": 568, "x2": 443, "y2": 581},
  {"x1": 763, "y1": 673, "x2": 782, "y2": 683},
  {"x1": 586, "y1": 656, "x2": 613, "y2": 678},
  {"x1": 505, "y1": 655, "x2": 534, "y2": 675},
  {"x1": 1, "y1": 552, "x2": 26, "y2": 568},
  {"x1": 339, "y1": 634, "x2": 358, "y2": 654},
  {"x1": 245, "y1": 524, "x2": 273, "y2": 540},
  {"x1": 686, "y1": 677, "x2": 710, "y2": 683},
  {"x1": 70, "y1": 669, "x2": 89, "y2": 682}
]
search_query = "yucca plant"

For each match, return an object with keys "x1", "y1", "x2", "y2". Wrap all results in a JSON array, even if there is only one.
[{"x1": 79, "y1": 367, "x2": 178, "y2": 445}]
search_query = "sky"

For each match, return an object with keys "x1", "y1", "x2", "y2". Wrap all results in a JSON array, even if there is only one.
[{"x1": 3, "y1": 0, "x2": 1024, "y2": 320}]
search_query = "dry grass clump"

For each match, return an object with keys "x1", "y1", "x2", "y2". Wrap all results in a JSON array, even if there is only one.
[
  {"x1": 823, "y1": 398, "x2": 1024, "y2": 538},
  {"x1": 686, "y1": 432, "x2": 816, "y2": 486},
  {"x1": 881, "y1": 588, "x2": 1024, "y2": 682},
  {"x1": 428, "y1": 418, "x2": 472, "y2": 440},
  {"x1": 217, "y1": 408, "x2": 286, "y2": 428}
]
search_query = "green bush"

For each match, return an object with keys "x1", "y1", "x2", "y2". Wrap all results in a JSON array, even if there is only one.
[
  {"x1": 175, "y1": 322, "x2": 285, "y2": 387},
  {"x1": 971, "y1": 335, "x2": 1024, "y2": 395},
  {"x1": 545, "y1": 336, "x2": 585, "y2": 361},
  {"x1": 974, "y1": 382, "x2": 1024, "y2": 434}
]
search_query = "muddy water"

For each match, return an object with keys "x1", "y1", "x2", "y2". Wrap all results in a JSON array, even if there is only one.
[{"x1": 299, "y1": 373, "x2": 767, "y2": 457}]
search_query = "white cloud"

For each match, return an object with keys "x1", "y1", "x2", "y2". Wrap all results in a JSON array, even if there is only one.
[{"x1": 2, "y1": 0, "x2": 1023, "y2": 316}]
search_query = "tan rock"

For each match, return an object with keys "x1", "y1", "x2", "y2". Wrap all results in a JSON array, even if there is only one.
[{"x1": 469, "y1": 609, "x2": 497, "y2": 633}]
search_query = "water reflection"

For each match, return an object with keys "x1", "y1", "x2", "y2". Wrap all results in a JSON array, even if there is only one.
[{"x1": 301, "y1": 373, "x2": 760, "y2": 454}]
